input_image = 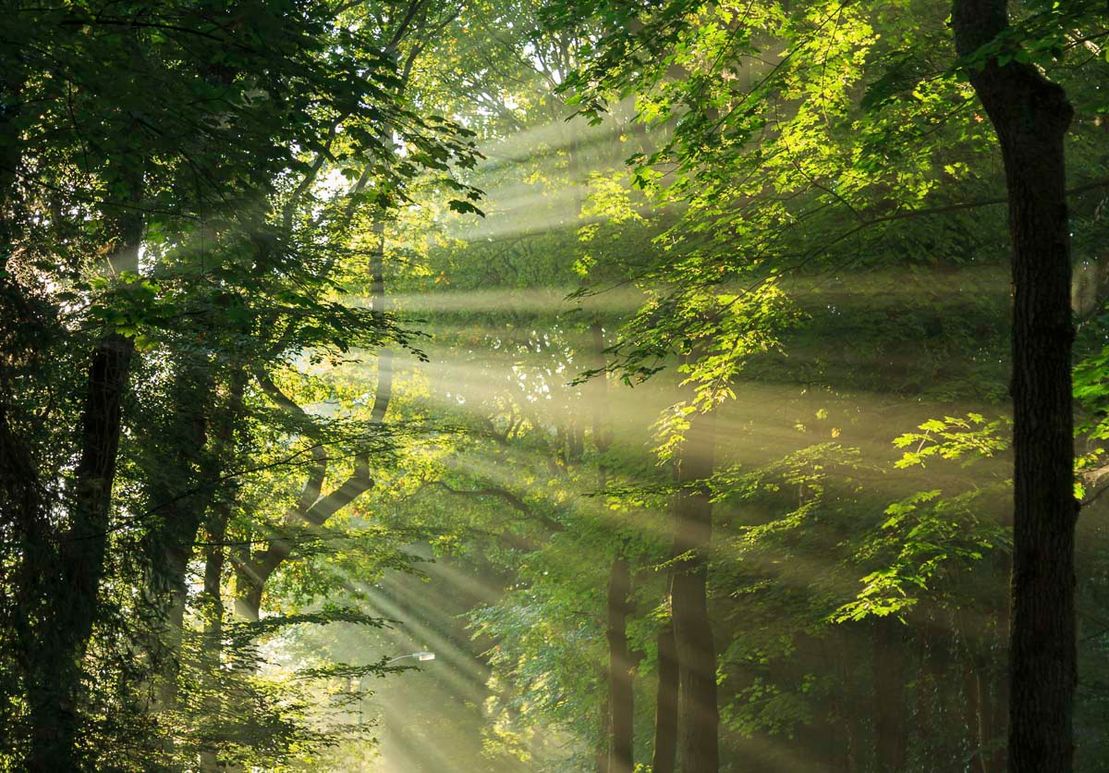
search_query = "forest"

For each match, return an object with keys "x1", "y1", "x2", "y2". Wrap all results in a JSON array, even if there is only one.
[{"x1": 0, "y1": 1, "x2": 1107, "y2": 771}]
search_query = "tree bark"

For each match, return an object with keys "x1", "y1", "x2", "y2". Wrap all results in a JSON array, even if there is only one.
[
  {"x1": 671, "y1": 408, "x2": 719, "y2": 773},
  {"x1": 652, "y1": 621, "x2": 679, "y2": 773},
  {"x1": 952, "y1": 2, "x2": 1077, "y2": 770}
]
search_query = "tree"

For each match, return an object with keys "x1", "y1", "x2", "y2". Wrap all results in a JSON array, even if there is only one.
[{"x1": 951, "y1": 1, "x2": 1084, "y2": 769}]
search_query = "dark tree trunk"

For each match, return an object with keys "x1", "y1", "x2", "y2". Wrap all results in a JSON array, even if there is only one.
[
  {"x1": 606, "y1": 556, "x2": 634, "y2": 773},
  {"x1": 956, "y1": 603, "x2": 996, "y2": 773},
  {"x1": 198, "y1": 522, "x2": 226, "y2": 772},
  {"x1": 652, "y1": 621, "x2": 679, "y2": 773},
  {"x1": 141, "y1": 359, "x2": 216, "y2": 708},
  {"x1": 27, "y1": 332, "x2": 135, "y2": 770},
  {"x1": 199, "y1": 467, "x2": 233, "y2": 772},
  {"x1": 671, "y1": 409, "x2": 719, "y2": 773},
  {"x1": 874, "y1": 618, "x2": 907, "y2": 771},
  {"x1": 195, "y1": 369, "x2": 244, "y2": 770},
  {"x1": 23, "y1": 180, "x2": 144, "y2": 767},
  {"x1": 952, "y1": 2, "x2": 1077, "y2": 770},
  {"x1": 964, "y1": 654, "x2": 989, "y2": 773}
]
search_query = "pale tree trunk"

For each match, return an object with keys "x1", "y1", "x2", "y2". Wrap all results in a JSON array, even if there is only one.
[
  {"x1": 671, "y1": 409, "x2": 719, "y2": 773},
  {"x1": 235, "y1": 207, "x2": 391, "y2": 620},
  {"x1": 197, "y1": 368, "x2": 243, "y2": 771},
  {"x1": 142, "y1": 358, "x2": 216, "y2": 710},
  {"x1": 593, "y1": 320, "x2": 636, "y2": 773}
]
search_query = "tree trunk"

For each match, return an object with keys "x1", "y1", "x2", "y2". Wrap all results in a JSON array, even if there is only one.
[
  {"x1": 671, "y1": 408, "x2": 719, "y2": 773},
  {"x1": 23, "y1": 180, "x2": 144, "y2": 767},
  {"x1": 606, "y1": 556, "x2": 634, "y2": 773},
  {"x1": 591, "y1": 320, "x2": 635, "y2": 772},
  {"x1": 652, "y1": 621, "x2": 679, "y2": 773},
  {"x1": 952, "y1": 2, "x2": 1077, "y2": 770},
  {"x1": 234, "y1": 207, "x2": 391, "y2": 620},
  {"x1": 199, "y1": 477, "x2": 231, "y2": 773},
  {"x1": 196, "y1": 368, "x2": 244, "y2": 770},
  {"x1": 964, "y1": 654, "x2": 989, "y2": 773},
  {"x1": 142, "y1": 358, "x2": 216, "y2": 709},
  {"x1": 874, "y1": 617, "x2": 907, "y2": 771},
  {"x1": 27, "y1": 332, "x2": 135, "y2": 769}
]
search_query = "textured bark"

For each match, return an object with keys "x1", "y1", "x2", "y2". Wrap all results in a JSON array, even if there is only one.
[
  {"x1": 952, "y1": 2, "x2": 1077, "y2": 770},
  {"x1": 652, "y1": 621, "x2": 679, "y2": 773},
  {"x1": 671, "y1": 409, "x2": 719, "y2": 773}
]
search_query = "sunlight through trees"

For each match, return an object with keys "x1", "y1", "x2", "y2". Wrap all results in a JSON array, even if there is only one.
[{"x1": 0, "y1": 1, "x2": 1107, "y2": 771}]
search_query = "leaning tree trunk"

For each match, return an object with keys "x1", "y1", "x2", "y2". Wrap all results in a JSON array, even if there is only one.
[
  {"x1": 952, "y1": 1, "x2": 1077, "y2": 770},
  {"x1": 28, "y1": 336, "x2": 136, "y2": 768},
  {"x1": 235, "y1": 205, "x2": 391, "y2": 620},
  {"x1": 671, "y1": 408, "x2": 719, "y2": 773}
]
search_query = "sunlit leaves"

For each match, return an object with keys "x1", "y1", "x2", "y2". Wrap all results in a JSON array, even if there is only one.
[
  {"x1": 832, "y1": 487, "x2": 1006, "y2": 623},
  {"x1": 891, "y1": 412, "x2": 1009, "y2": 469}
]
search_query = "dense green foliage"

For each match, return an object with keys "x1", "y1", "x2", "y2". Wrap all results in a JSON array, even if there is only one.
[{"x1": 0, "y1": 0, "x2": 1106, "y2": 771}]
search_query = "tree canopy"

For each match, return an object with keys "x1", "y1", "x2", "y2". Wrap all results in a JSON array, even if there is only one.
[{"x1": 0, "y1": 0, "x2": 1107, "y2": 770}]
